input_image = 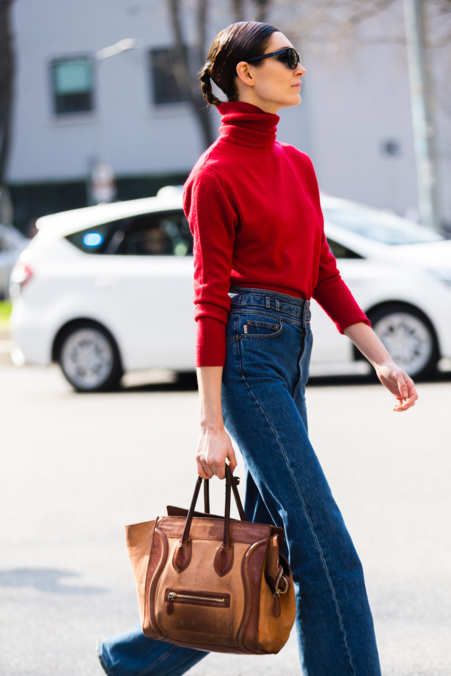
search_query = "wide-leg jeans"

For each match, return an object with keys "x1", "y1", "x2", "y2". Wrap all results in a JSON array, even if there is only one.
[{"x1": 99, "y1": 287, "x2": 382, "y2": 676}]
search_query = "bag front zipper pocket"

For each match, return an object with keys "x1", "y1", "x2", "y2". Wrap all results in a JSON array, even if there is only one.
[{"x1": 165, "y1": 588, "x2": 230, "y2": 613}]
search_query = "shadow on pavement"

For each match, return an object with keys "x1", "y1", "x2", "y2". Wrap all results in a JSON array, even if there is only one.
[{"x1": 0, "y1": 567, "x2": 107, "y2": 595}]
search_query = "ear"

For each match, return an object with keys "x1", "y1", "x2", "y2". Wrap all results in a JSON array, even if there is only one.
[{"x1": 235, "y1": 60, "x2": 255, "y2": 87}]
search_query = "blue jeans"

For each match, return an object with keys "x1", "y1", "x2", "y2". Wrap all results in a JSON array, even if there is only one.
[{"x1": 99, "y1": 287, "x2": 382, "y2": 676}]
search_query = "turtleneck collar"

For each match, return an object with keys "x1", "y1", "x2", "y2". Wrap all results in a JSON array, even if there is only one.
[{"x1": 216, "y1": 100, "x2": 280, "y2": 149}]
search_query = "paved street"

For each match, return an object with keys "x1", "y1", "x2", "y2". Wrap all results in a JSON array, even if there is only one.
[{"x1": 1, "y1": 363, "x2": 450, "y2": 675}]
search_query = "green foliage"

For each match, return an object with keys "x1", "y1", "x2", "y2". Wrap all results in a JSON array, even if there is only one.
[{"x1": 0, "y1": 300, "x2": 12, "y2": 324}]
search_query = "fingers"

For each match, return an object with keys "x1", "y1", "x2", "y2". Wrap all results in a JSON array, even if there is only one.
[
  {"x1": 196, "y1": 454, "x2": 225, "y2": 479},
  {"x1": 196, "y1": 429, "x2": 237, "y2": 479},
  {"x1": 196, "y1": 454, "x2": 213, "y2": 480},
  {"x1": 196, "y1": 456, "x2": 236, "y2": 480},
  {"x1": 394, "y1": 372, "x2": 419, "y2": 411}
]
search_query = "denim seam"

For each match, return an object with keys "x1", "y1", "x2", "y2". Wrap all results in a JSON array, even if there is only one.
[
  {"x1": 292, "y1": 324, "x2": 307, "y2": 402},
  {"x1": 237, "y1": 346, "x2": 357, "y2": 676}
]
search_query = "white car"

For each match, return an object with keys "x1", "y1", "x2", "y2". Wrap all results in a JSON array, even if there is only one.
[
  {"x1": 9, "y1": 187, "x2": 451, "y2": 391},
  {"x1": 0, "y1": 223, "x2": 28, "y2": 299}
]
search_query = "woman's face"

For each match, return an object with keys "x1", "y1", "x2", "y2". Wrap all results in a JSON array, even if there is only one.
[{"x1": 236, "y1": 31, "x2": 306, "y2": 112}]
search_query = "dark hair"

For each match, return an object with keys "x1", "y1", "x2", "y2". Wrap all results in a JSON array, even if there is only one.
[{"x1": 199, "y1": 21, "x2": 280, "y2": 106}]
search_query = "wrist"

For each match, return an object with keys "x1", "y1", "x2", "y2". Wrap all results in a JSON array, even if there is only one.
[
  {"x1": 200, "y1": 419, "x2": 224, "y2": 432},
  {"x1": 372, "y1": 358, "x2": 397, "y2": 371}
]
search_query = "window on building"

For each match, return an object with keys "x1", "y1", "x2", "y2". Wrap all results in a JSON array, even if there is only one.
[
  {"x1": 149, "y1": 46, "x2": 197, "y2": 105},
  {"x1": 50, "y1": 56, "x2": 94, "y2": 115}
]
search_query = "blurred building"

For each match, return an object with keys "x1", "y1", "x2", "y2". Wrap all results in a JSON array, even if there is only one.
[{"x1": 7, "y1": 0, "x2": 451, "y2": 231}]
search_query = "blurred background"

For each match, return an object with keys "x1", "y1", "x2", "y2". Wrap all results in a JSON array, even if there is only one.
[
  {"x1": 1, "y1": 0, "x2": 451, "y2": 232},
  {"x1": 1, "y1": 1, "x2": 451, "y2": 675}
]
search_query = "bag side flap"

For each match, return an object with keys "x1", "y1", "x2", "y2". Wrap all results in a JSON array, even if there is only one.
[{"x1": 125, "y1": 519, "x2": 157, "y2": 623}]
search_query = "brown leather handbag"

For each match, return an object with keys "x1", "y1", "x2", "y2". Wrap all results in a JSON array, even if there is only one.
[{"x1": 125, "y1": 464, "x2": 296, "y2": 654}]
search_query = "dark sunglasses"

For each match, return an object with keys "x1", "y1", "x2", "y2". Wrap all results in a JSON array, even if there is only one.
[{"x1": 247, "y1": 47, "x2": 302, "y2": 70}]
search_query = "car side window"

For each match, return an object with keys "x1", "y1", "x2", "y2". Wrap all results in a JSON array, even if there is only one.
[
  {"x1": 65, "y1": 211, "x2": 193, "y2": 256},
  {"x1": 65, "y1": 221, "x2": 116, "y2": 254},
  {"x1": 327, "y1": 238, "x2": 363, "y2": 259},
  {"x1": 112, "y1": 210, "x2": 193, "y2": 256}
]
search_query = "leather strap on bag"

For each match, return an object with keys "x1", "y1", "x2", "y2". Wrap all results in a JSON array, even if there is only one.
[
  {"x1": 174, "y1": 464, "x2": 245, "y2": 575},
  {"x1": 201, "y1": 466, "x2": 246, "y2": 521}
]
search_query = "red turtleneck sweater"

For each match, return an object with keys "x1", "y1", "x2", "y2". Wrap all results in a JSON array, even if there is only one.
[{"x1": 183, "y1": 100, "x2": 372, "y2": 367}]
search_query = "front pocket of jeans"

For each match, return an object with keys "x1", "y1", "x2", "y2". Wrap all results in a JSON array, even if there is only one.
[{"x1": 241, "y1": 318, "x2": 283, "y2": 338}]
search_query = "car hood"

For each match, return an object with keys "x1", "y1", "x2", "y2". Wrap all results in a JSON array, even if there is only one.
[{"x1": 379, "y1": 239, "x2": 451, "y2": 269}]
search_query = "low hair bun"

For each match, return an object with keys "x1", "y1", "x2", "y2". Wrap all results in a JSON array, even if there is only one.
[{"x1": 199, "y1": 65, "x2": 221, "y2": 106}]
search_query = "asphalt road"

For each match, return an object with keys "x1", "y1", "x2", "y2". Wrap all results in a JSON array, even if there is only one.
[{"x1": 1, "y1": 363, "x2": 450, "y2": 676}]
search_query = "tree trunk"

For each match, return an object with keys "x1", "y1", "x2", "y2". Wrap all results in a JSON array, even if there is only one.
[
  {"x1": 0, "y1": 0, "x2": 14, "y2": 186},
  {"x1": 168, "y1": 0, "x2": 215, "y2": 147}
]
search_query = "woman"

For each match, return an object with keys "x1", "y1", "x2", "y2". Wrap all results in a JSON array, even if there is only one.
[{"x1": 99, "y1": 20, "x2": 418, "y2": 676}]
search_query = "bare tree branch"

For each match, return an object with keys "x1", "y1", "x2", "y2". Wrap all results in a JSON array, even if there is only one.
[
  {"x1": 273, "y1": 0, "x2": 451, "y2": 48},
  {"x1": 346, "y1": 0, "x2": 397, "y2": 25},
  {"x1": 231, "y1": 0, "x2": 245, "y2": 21},
  {"x1": 253, "y1": 0, "x2": 271, "y2": 22}
]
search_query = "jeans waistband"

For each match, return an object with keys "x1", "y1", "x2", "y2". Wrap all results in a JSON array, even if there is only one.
[{"x1": 228, "y1": 286, "x2": 311, "y2": 322}]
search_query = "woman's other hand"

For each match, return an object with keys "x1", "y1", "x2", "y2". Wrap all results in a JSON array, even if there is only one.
[
  {"x1": 343, "y1": 323, "x2": 419, "y2": 411},
  {"x1": 195, "y1": 423, "x2": 237, "y2": 479},
  {"x1": 374, "y1": 360, "x2": 419, "y2": 412}
]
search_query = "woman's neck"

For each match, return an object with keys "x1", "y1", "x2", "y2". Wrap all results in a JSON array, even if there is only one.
[{"x1": 216, "y1": 100, "x2": 280, "y2": 149}]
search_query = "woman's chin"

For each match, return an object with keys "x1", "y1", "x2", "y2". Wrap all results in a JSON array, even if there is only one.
[{"x1": 288, "y1": 91, "x2": 302, "y2": 106}]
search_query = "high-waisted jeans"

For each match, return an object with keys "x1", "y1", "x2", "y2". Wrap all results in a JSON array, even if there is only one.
[{"x1": 99, "y1": 287, "x2": 382, "y2": 676}]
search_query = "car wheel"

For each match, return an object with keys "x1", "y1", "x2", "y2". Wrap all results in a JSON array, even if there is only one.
[
  {"x1": 57, "y1": 323, "x2": 123, "y2": 392},
  {"x1": 368, "y1": 303, "x2": 439, "y2": 379}
]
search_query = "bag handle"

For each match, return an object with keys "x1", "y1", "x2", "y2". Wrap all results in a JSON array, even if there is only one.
[
  {"x1": 202, "y1": 466, "x2": 246, "y2": 521},
  {"x1": 181, "y1": 463, "x2": 244, "y2": 544},
  {"x1": 173, "y1": 463, "x2": 244, "y2": 576}
]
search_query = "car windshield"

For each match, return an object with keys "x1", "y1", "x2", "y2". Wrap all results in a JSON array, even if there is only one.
[{"x1": 323, "y1": 203, "x2": 444, "y2": 245}]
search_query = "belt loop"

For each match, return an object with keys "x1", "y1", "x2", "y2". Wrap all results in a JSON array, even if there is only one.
[
  {"x1": 275, "y1": 298, "x2": 280, "y2": 311},
  {"x1": 265, "y1": 296, "x2": 271, "y2": 309}
]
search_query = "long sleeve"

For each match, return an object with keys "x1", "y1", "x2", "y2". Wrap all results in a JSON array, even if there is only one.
[
  {"x1": 305, "y1": 156, "x2": 372, "y2": 334},
  {"x1": 183, "y1": 168, "x2": 238, "y2": 366},
  {"x1": 313, "y1": 229, "x2": 372, "y2": 333}
]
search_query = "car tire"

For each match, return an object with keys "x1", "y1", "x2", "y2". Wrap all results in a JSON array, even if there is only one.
[
  {"x1": 365, "y1": 303, "x2": 439, "y2": 380},
  {"x1": 56, "y1": 322, "x2": 123, "y2": 393}
]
